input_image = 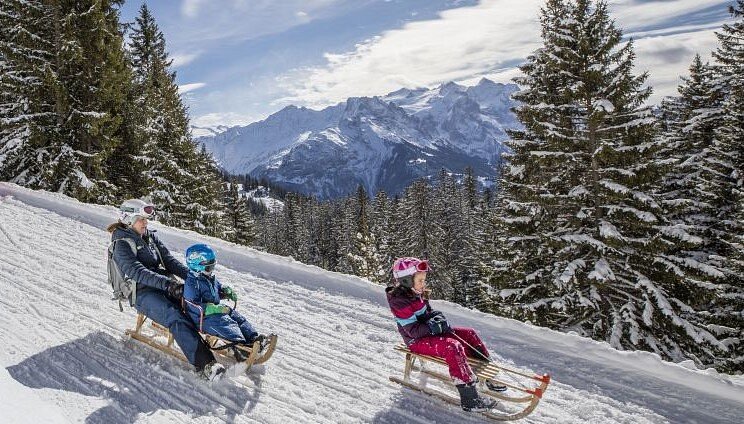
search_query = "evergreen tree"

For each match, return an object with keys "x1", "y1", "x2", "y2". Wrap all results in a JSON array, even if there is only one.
[
  {"x1": 52, "y1": 0, "x2": 132, "y2": 203},
  {"x1": 0, "y1": 0, "x2": 56, "y2": 188},
  {"x1": 225, "y1": 180, "x2": 256, "y2": 245},
  {"x1": 128, "y1": 4, "x2": 224, "y2": 233},
  {"x1": 1, "y1": 0, "x2": 132, "y2": 203},
  {"x1": 497, "y1": 0, "x2": 728, "y2": 367},
  {"x1": 707, "y1": 1, "x2": 744, "y2": 371},
  {"x1": 348, "y1": 186, "x2": 386, "y2": 283},
  {"x1": 371, "y1": 190, "x2": 394, "y2": 283},
  {"x1": 459, "y1": 168, "x2": 491, "y2": 309}
]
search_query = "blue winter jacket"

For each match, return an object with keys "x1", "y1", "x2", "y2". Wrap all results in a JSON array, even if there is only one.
[
  {"x1": 183, "y1": 271, "x2": 225, "y2": 323},
  {"x1": 111, "y1": 224, "x2": 189, "y2": 296}
]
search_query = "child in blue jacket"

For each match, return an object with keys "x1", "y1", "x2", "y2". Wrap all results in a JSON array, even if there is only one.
[{"x1": 183, "y1": 244, "x2": 265, "y2": 360}]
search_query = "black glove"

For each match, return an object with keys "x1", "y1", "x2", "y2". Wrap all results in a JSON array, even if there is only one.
[
  {"x1": 418, "y1": 310, "x2": 444, "y2": 323},
  {"x1": 165, "y1": 278, "x2": 184, "y2": 299},
  {"x1": 427, "y1": 314, "x2": 451, "y2": 335}
]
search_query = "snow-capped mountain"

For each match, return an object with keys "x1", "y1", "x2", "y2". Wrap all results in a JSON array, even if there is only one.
[{"x1": 197, "y1": 78, "x2": 521, "y2": 198}]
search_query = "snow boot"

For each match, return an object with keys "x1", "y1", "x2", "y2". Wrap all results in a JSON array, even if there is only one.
[
  {"x1": 485, "y1": 379, "x2": 507, "y2": 392},
  {"x1": 250, "y1": 334, "x2": 273, "y2": 353},
  {"x1": 200, "y1": 361, "x2": 226, "y2": 381},
  {"x1": 456, "y1": 382, "x2": 497, "y2": 412},
  {"x1": 232, "y1": 346, "x2": 249, "y2": 362}
]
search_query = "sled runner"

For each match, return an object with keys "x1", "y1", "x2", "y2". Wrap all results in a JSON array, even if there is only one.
[
  {"x1": 125, "y1": 313, "x2": 278, "y2": 370},
  {"x1": 389, "y1": 343, "x2": 550, "y2": 421}
]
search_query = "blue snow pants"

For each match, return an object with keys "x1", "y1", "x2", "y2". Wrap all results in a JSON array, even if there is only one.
[
  {"x1": 201, "y1": 309, "x2": 258, "y2": 344},
  {"x1": 135, "y1": 290, "x2": 214, "y2": 370}
]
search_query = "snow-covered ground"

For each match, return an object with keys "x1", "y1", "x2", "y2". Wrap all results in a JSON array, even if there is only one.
[{"x1": 1, "y1": 182, "x2": 742, "y2": 423}]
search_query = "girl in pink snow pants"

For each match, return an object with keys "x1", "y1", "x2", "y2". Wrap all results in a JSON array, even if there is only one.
[{"x1": 386, "y1": 257, "x2": 502, "y2": 412}]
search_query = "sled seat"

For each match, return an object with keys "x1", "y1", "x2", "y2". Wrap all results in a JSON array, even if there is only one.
[
  {"x1": 390, "y1": 343, "x2": 550, "y2": 421},
  {"x1": 125, "y1": 313, "x2": 277, "y2": 368}
]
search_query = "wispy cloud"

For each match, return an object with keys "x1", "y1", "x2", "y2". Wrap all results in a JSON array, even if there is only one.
[
  {"x1": 178, "y1": 82, "x2": 206, "y2": 94},
  {"x1": 171, "y1": 52, "x2": 201, "y2": 68},
  {"x1": 192, "y1": 112, "x2": 259, "y2": 128},
  {"x1": 276, "y1": 0, "x2": 730, "y2": 108}
]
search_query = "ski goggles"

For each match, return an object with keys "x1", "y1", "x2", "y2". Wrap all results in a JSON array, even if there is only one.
[
  {"x1": 413, "y1": 260, "x2": 430, "y2": 273},
  {"x1": 121, "y1": 204, "x2": 156, "y2": 218},
  {"x1": 201, "y1": 259, "x2": 216, "y2": 273},
  {"x1": 392, "y1": 258, "x2": 430, "y2": 279}
]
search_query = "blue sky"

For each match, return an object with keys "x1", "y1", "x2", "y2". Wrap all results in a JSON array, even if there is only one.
[{"x1": 119, "y1": 0, "x2": 734, "y2": 128}]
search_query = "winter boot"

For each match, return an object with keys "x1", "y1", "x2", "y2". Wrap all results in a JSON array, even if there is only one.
[
  {"x1": 249, "y1": 334, "x2": 273, "y2": 353},
  {"x1": 200, "y1": 361, "x2": 226, "y2": 382},
  {"x1": 484, "y1": 379, "x2": 508, "y2": 392},
  {"x1": 232, "y1": 346, "x2": 249, "y2": 362},
  {"x1": 456, "y1": 382, "x2": 497, "y2": 412}
]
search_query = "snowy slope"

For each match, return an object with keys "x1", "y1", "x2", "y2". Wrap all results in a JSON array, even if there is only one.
[{"x1": 1, "y1": 183, "x2": 743, "y2": 424}]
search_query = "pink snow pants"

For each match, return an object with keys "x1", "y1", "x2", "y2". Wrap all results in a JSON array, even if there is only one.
[{"x1": 408, "y1": 327, "x2": 490, "y2": 385}]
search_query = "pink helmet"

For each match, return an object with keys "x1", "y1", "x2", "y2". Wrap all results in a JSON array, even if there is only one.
[{"x1": 392, "y1": 257, "x2": 430, "y2": 281}]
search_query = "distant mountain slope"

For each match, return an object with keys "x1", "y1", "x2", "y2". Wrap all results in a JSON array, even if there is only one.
[{"x1": 197, "y1": 79, "x2": 521, "y2": 198}]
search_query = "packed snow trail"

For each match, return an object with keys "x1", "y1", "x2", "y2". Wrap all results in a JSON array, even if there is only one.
[{"x1": 1, "y1": 183, "x2": 743, "y2": 423}]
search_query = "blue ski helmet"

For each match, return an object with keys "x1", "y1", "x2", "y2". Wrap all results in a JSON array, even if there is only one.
[{"x1": 185, "y1": 244, "x2": 216, "y2": 273}]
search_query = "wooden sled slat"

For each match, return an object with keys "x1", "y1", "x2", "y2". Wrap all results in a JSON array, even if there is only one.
[
  {"x1": 126, "y1": 313, "x2": 276, "y2": 372},
  {"x1": 390, "y1": 343, "x2": 549, "y2": 421}
]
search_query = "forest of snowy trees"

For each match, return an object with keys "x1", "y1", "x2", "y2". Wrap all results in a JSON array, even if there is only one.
[
  {"x1": 1, "y1": 1, "x2": 741, "y2": 371},
  {"x1": 0, "y1": 1, "x2": 225, "y2": 235}
]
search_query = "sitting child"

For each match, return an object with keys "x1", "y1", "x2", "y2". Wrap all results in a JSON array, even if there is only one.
[
  {"x1": 183, "y1": 243, "x2": 267, "y2": 361},
  {"x1": 386, "y1": 257, "x2": 506, "y2": 412}
]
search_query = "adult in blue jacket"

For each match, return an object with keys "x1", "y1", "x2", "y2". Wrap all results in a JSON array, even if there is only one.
[{"x1": 108, "y1": 199, "x2": 217, "y2": 375}]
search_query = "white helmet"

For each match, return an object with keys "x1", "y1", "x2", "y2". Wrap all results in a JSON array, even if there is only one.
[{"x1": 119, "y1": 199, "x2": 156, "y2": 226}]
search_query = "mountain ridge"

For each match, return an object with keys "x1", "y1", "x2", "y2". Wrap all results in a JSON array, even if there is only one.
[{"x1": 196, "y1": 78, "x2": 522, "y2": 198}]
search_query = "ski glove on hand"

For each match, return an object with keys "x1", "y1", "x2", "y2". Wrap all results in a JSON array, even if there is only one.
[
  {"x1": 165, "y1": 279, "x2": 184, "y2": 299},
  {"x1": 204, "y1": 303, "x2": 230, "y2": 316},
  {"x1": 220, "y1": 286, "x2": 238, "y2": 302},
  {"x1": 427, "y1": 314, "x2": 451, "y2": 335},
  {"x1": 418, "y1": 310, "x2": 444, "y2": 323}
]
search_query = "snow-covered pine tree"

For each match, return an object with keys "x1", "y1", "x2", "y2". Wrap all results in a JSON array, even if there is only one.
[
  {"x1": 334, "y1": 196, "x2": 357, "y2": 273},
  {"x1": 655, "y1": 54, "x2": 744, "y2": 371},
  {"x1": 707, "y1": 1, "x2": 744, "y2": 371},
  {"x1": 430, "y1": 170, "x2": 459, "y2": 300},
  {"x1": 498, "y1": 0, "x2": 729, "y2": 368},
  {"x1": 51, "y1": 0, "x2": 132, "y2": 203},
  {"x1": 1, "y1": 1, "x2": 131, "y2": 203},
  {"x1": 348, "y1": 186, "x2": 386, "y2": 283},
  {"x1": 371, "y1": 190, "x2": 394, "y2": 283},
  {"x1": 0, "y1": 0, "x2": 57, "y2": 189},
  {"x1": 224, "y1": 179, "x2": 256, "y2": 245},
  {"x1": 128, "y1": 4, "x2": 225, "y2": 233},
  {"x1": 459, "y1": 167, "x2": 491, "y2": 310}
]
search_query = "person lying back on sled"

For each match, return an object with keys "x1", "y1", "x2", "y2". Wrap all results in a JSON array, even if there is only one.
[
  {"x1": 182, "y1": 243, "x2": 269, "y2": 361},
  {"x1": 385, "y1": 257, "x2": 506, "y2": 412}
]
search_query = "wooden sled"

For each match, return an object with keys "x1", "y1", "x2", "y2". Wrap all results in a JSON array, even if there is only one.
[
  {"x1": 125, "y1": 313, "x2": 278, "y2": 371},
  {"x1": 390, "y1": 343, "x2": 550, "y2": 421}
]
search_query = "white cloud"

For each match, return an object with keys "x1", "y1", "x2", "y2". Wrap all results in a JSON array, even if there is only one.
[
  {"x1": 171, "y1": 52, "x2": 201, "y2": 68},
  {"x1": 192, "y1": 112, "x2": 259, "y2": 128},
  {"x1": 181, "y1": 0, "x2": 208, "y2": 18},
  {"x1": 276, "y1": 0, "x2": 542, "y2": 108},
  {"x1": 178, "y1": 82, "x2": 207, "y2": 94},
  {"x1": 276, "y1": 0, "x2": 730, "y2": 109},
  {"x1": 634, "y1": 29, "x2": 719, "y2": 103}
]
